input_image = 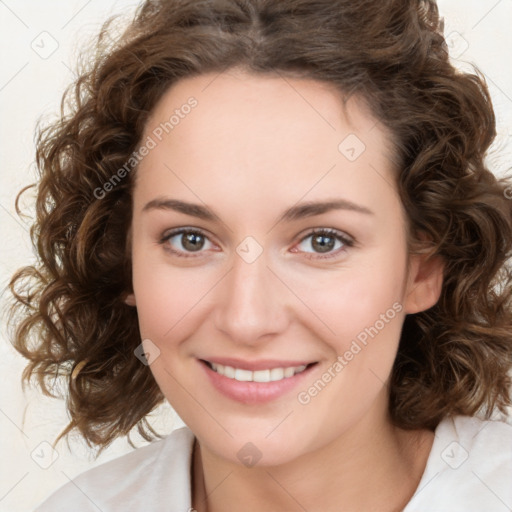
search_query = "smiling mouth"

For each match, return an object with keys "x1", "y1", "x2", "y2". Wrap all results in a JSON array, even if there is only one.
[{"x1": 201, "y1": 360, "x2": 316, "y2": 383}]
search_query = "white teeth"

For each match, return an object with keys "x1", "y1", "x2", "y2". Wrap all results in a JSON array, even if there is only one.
[
  {"x1": 209, "y1": 362, "x2": 309, "y2": 382},
  {"x1": 234, "y1": 368, "x2": 253, "y2": 381},
  {"x1": 270, "y1": 368, "x2": 284, "y2": 381},
  {"x1": 284, "y1": 367, "x2": 295, "y2": 378},
  {"x1": 253, "y1": 369, "x2": 270, "y2": 382},
  {"x1": 224, "y1": 365, "x2": 236, "y2": 378}
]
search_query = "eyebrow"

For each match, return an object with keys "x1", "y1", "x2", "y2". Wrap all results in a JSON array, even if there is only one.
[{"x1": 142, "y1": 197, "x2": 374, "y2": 222}]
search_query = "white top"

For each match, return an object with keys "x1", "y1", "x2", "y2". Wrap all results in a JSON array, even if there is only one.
[{"x1": 35, "y1": 415, "x2": 512, "y2": 512}]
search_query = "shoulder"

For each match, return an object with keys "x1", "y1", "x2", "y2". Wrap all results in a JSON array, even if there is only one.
[
  {"x1": 34, "y1": 426, "x2": 195, "y2": 512},
  {"x1": 404, "y1": 414, "x2": 512, "y2": 512}
]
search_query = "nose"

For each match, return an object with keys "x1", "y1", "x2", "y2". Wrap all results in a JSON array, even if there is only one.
[{"x1": 213, "y1": 247, "x2": 290, "y2": 346}]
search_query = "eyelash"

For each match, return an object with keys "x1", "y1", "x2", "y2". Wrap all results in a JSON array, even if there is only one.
[{"x1": 159, "y1": 227, "x2": 354, "y2": 260}]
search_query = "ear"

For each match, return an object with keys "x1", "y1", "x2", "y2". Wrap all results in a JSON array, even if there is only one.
[
  {"x1": 124, "y1": 293, "x2": 137, "y2": 307},
  {"x1": 403, "y1": 249, "x2": 444, "y2": 315}
]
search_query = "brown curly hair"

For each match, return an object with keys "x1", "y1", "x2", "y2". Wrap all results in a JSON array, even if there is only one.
[{"x1": 8, "y1": 0, "x2": 512, "y2": 454}]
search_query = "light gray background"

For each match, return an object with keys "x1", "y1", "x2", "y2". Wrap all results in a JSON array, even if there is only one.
[{"x1": 1, "y1": 1, "x2": 511, "y2": 510}]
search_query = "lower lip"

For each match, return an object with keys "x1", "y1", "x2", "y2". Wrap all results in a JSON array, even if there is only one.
[{"x1": 199, "y1": 360, "x2": 317, "y2": 404}]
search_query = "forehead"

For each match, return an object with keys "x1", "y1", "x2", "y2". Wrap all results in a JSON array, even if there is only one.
[{"x1": 135, "y1": 69, "x2": 400, "y2": 220}]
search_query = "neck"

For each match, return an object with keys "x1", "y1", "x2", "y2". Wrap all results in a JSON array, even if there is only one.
[{"x1": 191, "y1": 399, "x2": 434, "y2": 512}]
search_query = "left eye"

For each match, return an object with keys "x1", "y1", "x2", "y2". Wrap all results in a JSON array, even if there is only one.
[{"x1": 294, "y1": 229, "x2": 353, "y2": 258}]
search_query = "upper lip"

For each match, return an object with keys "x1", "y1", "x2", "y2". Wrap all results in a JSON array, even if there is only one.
[{"x1": 200, "y1": 357, "x2": 316, "y2": 371}]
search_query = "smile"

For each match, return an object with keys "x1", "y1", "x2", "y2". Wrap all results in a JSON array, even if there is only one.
[
  {"x1": 199, "y1": 358, "x2": 318, "y2": 404},
  {"x1": 207, "y1": 361, "x2": 308, "y2": 382}
]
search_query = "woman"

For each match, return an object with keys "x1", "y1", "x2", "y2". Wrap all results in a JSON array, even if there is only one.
[{"x1": 9, "y1": 0, "x2": 512, "y2": 510}]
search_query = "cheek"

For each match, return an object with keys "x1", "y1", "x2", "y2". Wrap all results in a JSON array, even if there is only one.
[
  {"x1": 289, "y1": 263, "x2": 407, "y2": 436},
  {"x1": 131, "y1": 245, "x2": 210, "y2": 339},
  {"x1": 291, "y1": 254, "x2": 407, "y2": 350},
  {"x1": 289, "y1": 252, "x2": 409, "y2": 410},
  {"x1": 130, "y1": 253, "x2": 205, "y2": 405},
  {"x1": 132, "y1": 269, "x2": 174, "y2": 338},
  {"x1": 340, "y1": 276, "x2": 404, "y2": 349}
]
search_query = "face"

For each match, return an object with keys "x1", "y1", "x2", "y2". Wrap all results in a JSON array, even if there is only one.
[{"x1": 127, "y1": 68, "x2": 442, "y2": 467}]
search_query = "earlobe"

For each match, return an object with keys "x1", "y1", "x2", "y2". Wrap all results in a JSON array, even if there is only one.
[
  {"x1": 403, "y1": 252, "x2": 444, "y2": 315},
  {"x1": 124, "y1": 293, "x2": 137, "y2": 307}
]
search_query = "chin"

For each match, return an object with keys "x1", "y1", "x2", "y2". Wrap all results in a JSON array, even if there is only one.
[{"x1": 189, "y1": 414, "x2": 321, "y2": 469}]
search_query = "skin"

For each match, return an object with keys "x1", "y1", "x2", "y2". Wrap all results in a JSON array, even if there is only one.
[{"x1": 126, "y1": 67, "x2": 444, "y2": 512}]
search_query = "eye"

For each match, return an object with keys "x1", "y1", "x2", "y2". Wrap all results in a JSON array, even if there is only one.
[
  {"x1": 160, "y1": 228, "x2": 215, "y2": 257},
  {"x1": 159, "y1": 227, "x2": 354, "y2": 260},
  {"x1": 292, "y1": 228, "x2": 354, "y2": 259}
]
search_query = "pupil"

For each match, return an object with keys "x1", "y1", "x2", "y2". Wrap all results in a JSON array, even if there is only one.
[
  {"x1": 183, "y1": 233, "x2": 204, "y2": 251},
  {"x1": 313, "y1": 234, "x2": 334, "y2": 253}
]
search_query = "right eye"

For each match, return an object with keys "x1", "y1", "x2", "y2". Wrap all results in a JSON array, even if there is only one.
[{"x1": 160, "y1": 228, "x2": 216, "y2": 258}]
